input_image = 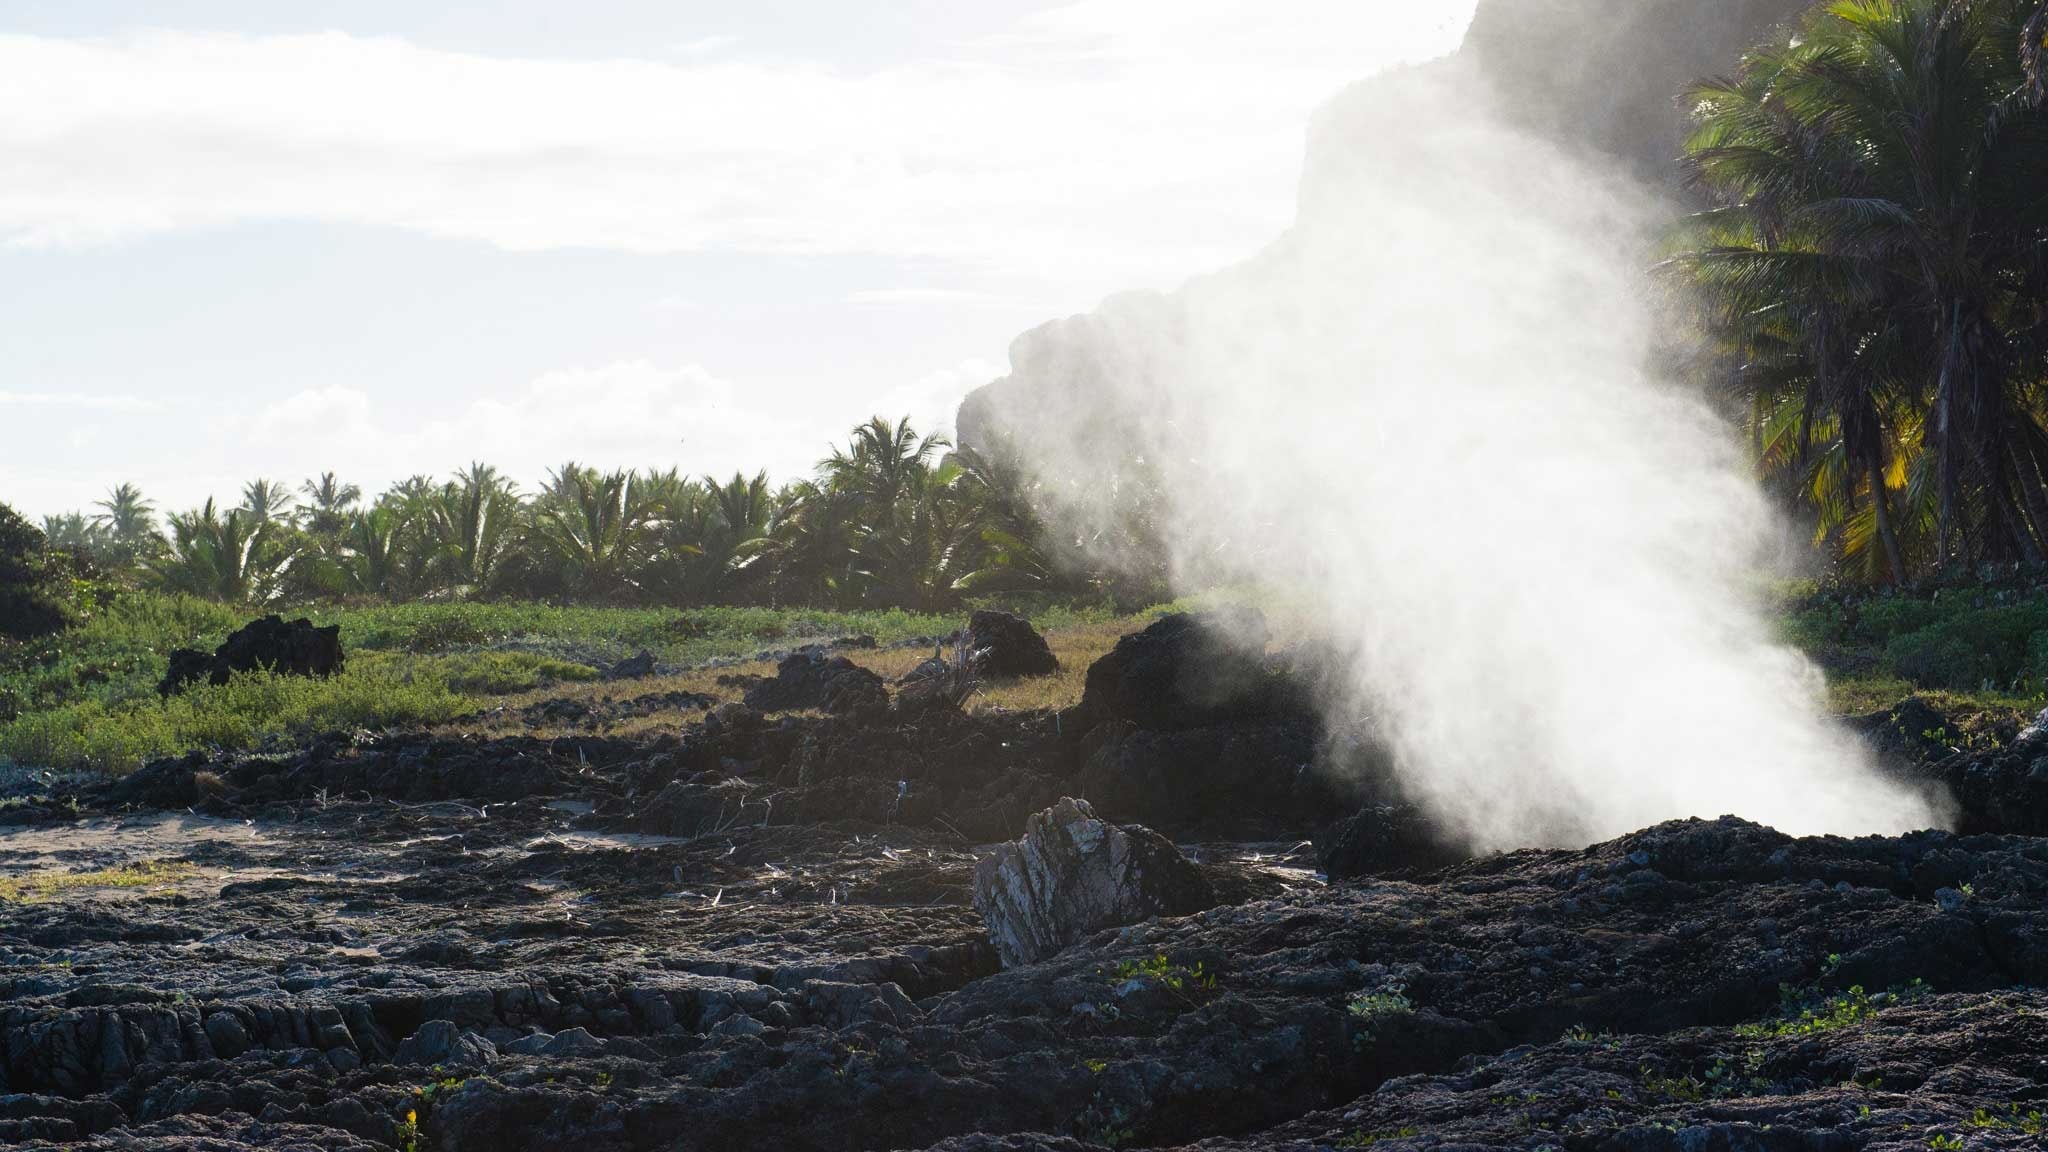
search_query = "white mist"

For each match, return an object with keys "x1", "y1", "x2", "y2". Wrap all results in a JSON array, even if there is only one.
[{"x1": 997, "y1": 59, "x2": 1938, "y2": 849}]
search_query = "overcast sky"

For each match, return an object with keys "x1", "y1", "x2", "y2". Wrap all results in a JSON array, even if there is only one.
[{"x1": 0, "y1": 1, "x2": 1472, "y2": 519}]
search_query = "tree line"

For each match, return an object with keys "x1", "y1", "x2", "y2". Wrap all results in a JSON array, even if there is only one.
[
  {"x1": 28, "y1": 416, "x2": 1152, "y2": 612},
  {"x1": 1673, "y1": 0, "x2": 2048, "y2": 583}
]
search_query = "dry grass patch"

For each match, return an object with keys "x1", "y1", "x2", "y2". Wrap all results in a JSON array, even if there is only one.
[
  {"x1": 0, "y1": 860, "x2": 196, "y2": 902},
  {"x1": 447, "y1": 614, "x2": 1155, "y2": 738}
]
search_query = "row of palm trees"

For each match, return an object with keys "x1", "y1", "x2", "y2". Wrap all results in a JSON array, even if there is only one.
[
  {"x1": 1673, "y1": 0, "x2": 2048, "y2": 582},
  {"x1": 39, "y1": 417, "x2": 1078, "y2": 610}
]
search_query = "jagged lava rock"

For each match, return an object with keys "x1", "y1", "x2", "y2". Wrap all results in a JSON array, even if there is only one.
[
  {"x1": 158, "y1": 614, "x2": 344, "y2": 696},
  {"x1": 742, "y1": 649, "x2": 888, "y2": 715},
  {"x1": 963, "y1": 610, "x2": 1058, "y2": 678},
  {"x1": 972, "y1": 796, "x2": 1213, "y2": 967}
]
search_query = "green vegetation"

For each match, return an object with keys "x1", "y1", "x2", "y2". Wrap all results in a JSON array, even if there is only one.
[
  {"x1": 0, "y1": 585, "x2": 1135, "y2": 772},
  {"x1": 1672, "y1": 0, "x2": 2048, "y2": 584},
  {"x1": 34, "y1": 415, "x2": 1156, "y2": 615},
  {"x1": 1778, "y1": 579, "x2": 2048, "y2": 721},
  {"x1": 1346, "y1": 987, "x2": 1414, "y2": 1021},
  {"x1": 0, "y1": 860, "x2": 194, "y2": 902},
  {"x1": 1735, "y1": 985, "x2": 1878, "y2": 1039},
  {"x1": 1110, "y1": 953, "x2": 1218, "y2": 993}
]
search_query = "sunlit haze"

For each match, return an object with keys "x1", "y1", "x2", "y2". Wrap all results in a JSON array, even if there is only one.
[{"x1": 0, "y1": 1, "x2": 1474, "y2": 517}]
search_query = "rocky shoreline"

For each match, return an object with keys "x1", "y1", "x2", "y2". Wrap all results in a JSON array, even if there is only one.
[{"x1": 2, "y1": 614, "x2": 2046, "y2": 1150}]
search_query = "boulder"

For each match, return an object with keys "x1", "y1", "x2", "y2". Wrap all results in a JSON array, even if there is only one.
[
  {"x1": 158, "y1": 615, "x2": 344, "y2": 696},
  {"x1": 742, "y1": 650, "x2": 887, "y2": 715},
  {"x1": 1068, "y1": 609, "x2": 1310, "y2": 734},
  {"x1": 963, "y1": 610, "x2": 1058, "y2": 678},
  {"x1": 1316, "y1": 804, "x2": 1467, "y2": 880},
  {"x1": 393, "y1": 1019, "x2": 497, "y2": 1067},
  {"x1": 604, "y1": 649, "x2": 657, "y2": 680},
  {"x1": 972, "y1": 796, "x2": 1213, "y2": 967}
]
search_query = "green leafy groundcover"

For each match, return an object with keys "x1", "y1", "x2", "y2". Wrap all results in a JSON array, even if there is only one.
[{"x1": 0, "y1": 591, "x2": 1129, "y2": 774}]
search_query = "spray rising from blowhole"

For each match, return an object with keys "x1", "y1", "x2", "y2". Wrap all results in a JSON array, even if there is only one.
[{"x1": 992, "y1": 60, "x2": 1939, "y2": 851}]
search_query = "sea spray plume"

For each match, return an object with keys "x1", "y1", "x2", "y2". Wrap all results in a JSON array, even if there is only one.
[{"x1": 986, "y1": 58, "x2": 1940, "y2": 849}]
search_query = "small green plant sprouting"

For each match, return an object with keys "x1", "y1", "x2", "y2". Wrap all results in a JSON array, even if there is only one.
[
  {"x1": 1929, "y1": 1134, "x2": 1963, "y2": 1150},
  {"x1": 1638, "y1": 1068, "x2": 1704, "y2": 1103},
  {"x1": 1110, "y1": 953, "x2": 1217, "y2": 993},
  {"x1": 1967, "y1": 1104, "x2": 2047, "y2": 1135},
  {"x1": 1738, "y1": 986, "x2": 1875, "y2": 1039},
  {"x1": 1084, "y1": 1058, "x2": 1108, "y2": 1074},
  {"x1": 395, "y1": 1107, "x2": 420, "y2": 1152},
  {"x1": 1347, "y1": 987, "x2": 1414, "y2": 1021},
  {"x1": 594, "y1": 1071, "x2": 613, "y2": 1089},
  {"x1": 1347, "y1": 986, "x2": 1415, "y2": 1049},
  {"x1": 416, "y1": 1075, "x2": 465, "y2": 1104}
]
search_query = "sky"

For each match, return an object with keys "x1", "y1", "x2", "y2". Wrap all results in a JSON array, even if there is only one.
[{"x1": 0, "y1": 0, "x2": 1473, "y2": 520}]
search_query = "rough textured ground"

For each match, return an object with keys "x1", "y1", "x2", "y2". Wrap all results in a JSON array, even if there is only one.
[{"x1": 3, "y1": 660, "x2": 2047, "y2": 1149}]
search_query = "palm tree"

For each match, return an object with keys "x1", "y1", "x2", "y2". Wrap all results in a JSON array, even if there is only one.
[
  {"x1": 40, "y1": 512, "x2": 111, "y2": 559},
  {"x1": 299, "y1": 472, "x2": 362, "y2": 538},
  {"x1": 148, "y1": 499, "x2": 296, "y2": 604},
  {"x1": 91, "y1": 482, "x2": 162, "y2": 565},
  {"x1": 337, "y1": 506, "x2": 404, "y2": 597},
  {"x1": 425, "y1": 463, "x2": 519, "y2": 593},
  {"x1": 1674, "y1": 0, "x2": 2048, "y2": 578},
  {"x1": 950, "y1": 442, "x2": 1058, "y2": 594},
  {"x1": 733, "y1": 481, "x2": 860, "y2": 605},
  {"x1": 238, "y1": 478, "x2": 297, "y2": 527},
  {"x1": 529, "y1": 462, "x2": 664, "y2": 596}
]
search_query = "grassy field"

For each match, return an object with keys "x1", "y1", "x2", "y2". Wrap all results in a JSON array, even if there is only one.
[
  {"x1": 0, "y1": 592, "x2": 1162, "y2": 773},
  {"x1": 10, "y1": 580, "x2": 2048, "y2": 774}
]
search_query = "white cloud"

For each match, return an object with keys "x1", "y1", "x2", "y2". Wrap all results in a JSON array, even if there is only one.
[
  {"x1": 869, "y1": 358, "x2": 1003, "y2": 441},
  {"x1": 0, "y1": 390, "x2": 164, "y2": 412},
  {"x1": 250, "y1": 385, "x2": 376, "y2": 441},
  {"x1": 221, "y1": 363, "x2": 833, "y2": 498},
  {"x1": 0, "y1": 4, "x2": 1470, "y2": 289},
  {"x1": 846, "y1": 288, "x2": 1014, "y2": 306}
]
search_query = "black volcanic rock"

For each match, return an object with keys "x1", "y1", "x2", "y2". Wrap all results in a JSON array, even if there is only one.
[
  {"x1": 742, "y1": 649, "x2": 888, "y2": 715},
  {"x1": 157, "y1": 614, "x2": 344, "y2": 696},
  {"x1": 1069, "y1": 610, "x2": 1309, "y2": 733},
  {"x1": 963, "y1": 610, "x2": 1058, "y2": 678}
]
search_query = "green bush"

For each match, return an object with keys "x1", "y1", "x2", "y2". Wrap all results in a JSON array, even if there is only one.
[
  {"x1": 1, "y1": 657, "x2": 477, "y2": 773},
  {"x1": 1883, "y1": 604, "x2": 2048, "y2": 691},
  {"x1": 1850, "y1": 598, "x2": 1945, "y2": 644}
]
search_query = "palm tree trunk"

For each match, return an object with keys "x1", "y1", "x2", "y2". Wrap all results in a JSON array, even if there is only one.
[{"x1": 1869, "y1": 459, "x2": 1907, "y2": 586}]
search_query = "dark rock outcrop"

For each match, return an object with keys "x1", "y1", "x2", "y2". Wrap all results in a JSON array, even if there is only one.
[
  {"x1": 1075, "y1": 718, "x2": 1336, "y2": 838},
  {"x1": 963, "y1": 610, "x2": 1058, "y2": 678},
  {"x1": 603, "y1": 649, "x2": 657, "y2": 680},
  {"x1": 158, "y1": 615, "x2": 344, "y2": 696},
  {"x1": 742, "y1": 649, "x2": 888, "y2": 715},
  {"x1": 972, "y1": 796, "x2": 1214, "y2": 966},
  {"x1": 1316, "y1": 803, "x2": 1467, "y2": 879},
  {"x1": 1068, "y1": 610, "x2": 1310, "y2": 734}
]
